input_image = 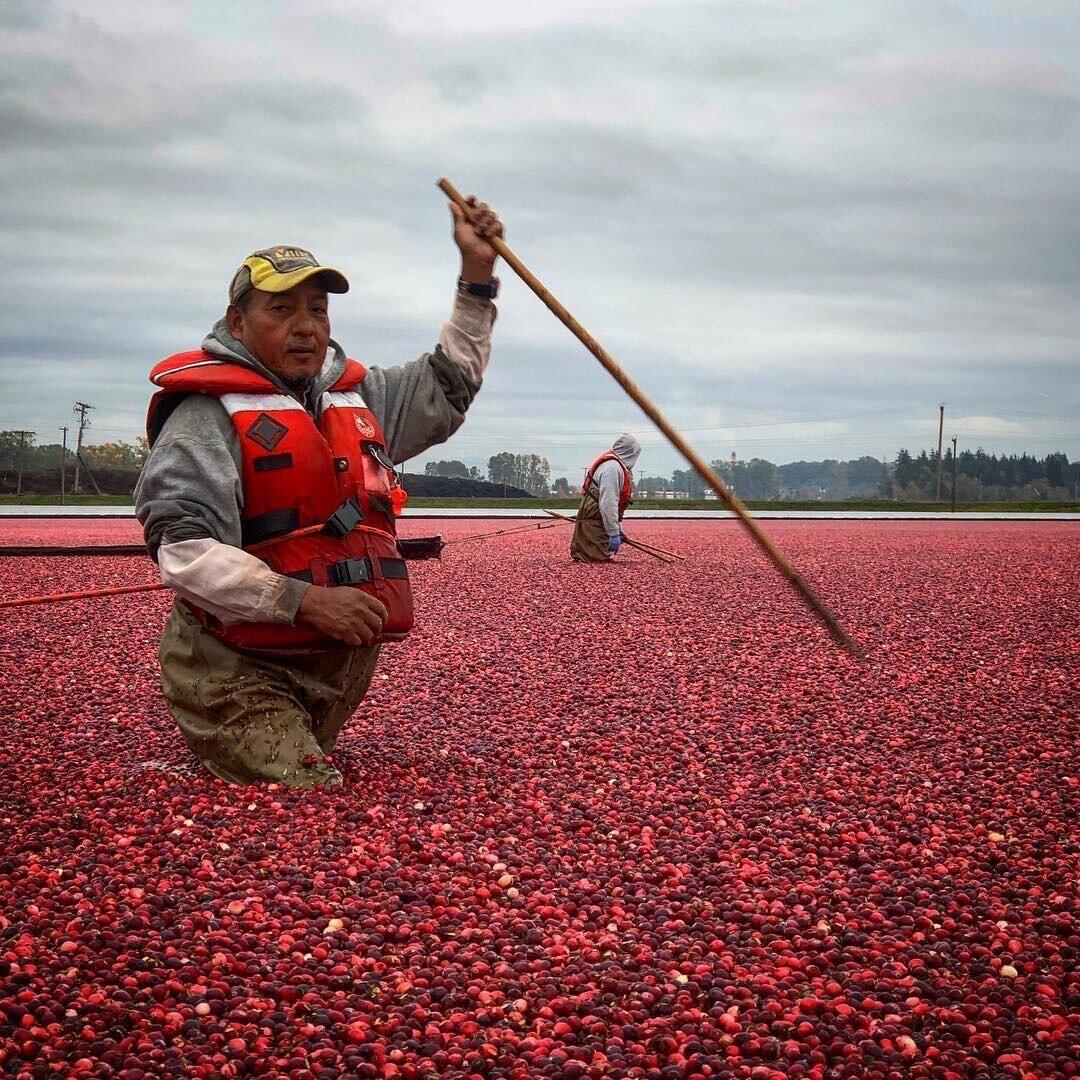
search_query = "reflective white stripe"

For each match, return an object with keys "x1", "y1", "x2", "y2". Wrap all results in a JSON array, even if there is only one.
[
  {"x1": 151, "y1": 359, "x2": 225, "y2": 385},
  {"x1": 320, "y1": 390, "x2": 366, "y2": 410},
  {"x1": 219, "y1": 392, "x2": 306, "y2": 416}
]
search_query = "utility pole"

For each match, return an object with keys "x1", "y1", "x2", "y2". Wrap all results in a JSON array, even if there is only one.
[
  {"x1": 72, "y1": 401, "x2": 94, "y2": 494},
  {"x1": 951, "y1": 435, "x2": 958, "y2": 512},
  {"x1": 12, "y1": 431, "x2": 34, "y2": 497},
  {"x1": 78, "y1": 450, "x2": 104, "y2": 496},
  {"x1": 59, "y1": 426, "x2": 68, "y2": 505},
  {"x1": 935, "y1": 404, "x2": 945, "y2": 501}
]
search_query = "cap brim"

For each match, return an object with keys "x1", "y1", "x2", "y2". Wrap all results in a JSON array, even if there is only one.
[{"x1": 254, "y1": 265, "x2": 349, "y2": 295}]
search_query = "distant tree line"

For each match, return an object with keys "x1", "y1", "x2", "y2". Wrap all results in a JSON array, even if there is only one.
[
  {"x1": 887, "y1": 449, "x2": 1078, "y2": 502},
  {"x1": 0, "y1": 432, "x2": 149, "y2": 495},
  {"x1": 424, "y1": 459, "x2": 481, "y2": 480},
  {"x1": 426, "y1": 456, "x2": 558, "y2": 496},
  {"x1": 5, "y1": 431, "x2": 1076, "y2": 503},
  {"x1": 636, "y1": 449, "x2": 1078, "y2": 502},
  {"x1": 638, "y1": 455, "x2": 890, "y2": 500},
  {"x1": 486, "y1": 452, "x2": 552, "y2": 497}
]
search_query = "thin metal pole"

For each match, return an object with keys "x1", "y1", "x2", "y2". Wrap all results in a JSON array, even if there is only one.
[
  {"x1": 951, "y1": 435, "x2": 958, "y2": 512},
  {"x1": 13, "y1": 431, "x2": 33, "y2": 497},
  {"x1": 936, "y1": 404, "x2": 944, "y2": 501},
  {"x1": 438, "y1": 178, "x2": 861, "y2": 658},
  {"x1": 59, "y1": 426, "x2": 68, "y2": 504}
]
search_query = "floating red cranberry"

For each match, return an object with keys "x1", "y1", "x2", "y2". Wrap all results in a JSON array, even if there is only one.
[{"x1": 0, "y1": 518, "x2": 1077, "y2": 1078}]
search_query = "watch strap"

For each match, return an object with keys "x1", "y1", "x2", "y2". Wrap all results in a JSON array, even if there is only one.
[{"x1": 457, "y1": 276, "x2": 499, "y2": 299}]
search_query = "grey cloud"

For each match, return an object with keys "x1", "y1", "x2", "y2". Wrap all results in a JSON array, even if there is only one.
[{"x1": 0, "y1": 0, "x2": 1077, "y2": 476}]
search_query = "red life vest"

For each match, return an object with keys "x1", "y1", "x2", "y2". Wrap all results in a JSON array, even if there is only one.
[
  {"x1": 582, "y1": 451, "x2": 633, "y2": 517},
  {"x1": 146, "y1": 350, "x2": 412, "y2": 654}
]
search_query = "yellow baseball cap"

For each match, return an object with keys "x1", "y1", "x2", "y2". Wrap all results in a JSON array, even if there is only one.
[{"x1": 229, "y1": 245, "x2": 349, "y2": 304}]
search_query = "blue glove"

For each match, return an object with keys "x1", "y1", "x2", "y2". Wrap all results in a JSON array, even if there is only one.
[{"x1": 607, "y1": 534, "x2": 622, "y2": 554}]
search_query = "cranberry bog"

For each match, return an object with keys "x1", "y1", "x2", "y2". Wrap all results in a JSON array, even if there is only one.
[{"x1": 0, "y1": 518, "x2": 1076, "y2": 1080}]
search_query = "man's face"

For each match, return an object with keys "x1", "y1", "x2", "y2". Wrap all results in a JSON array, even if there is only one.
[{"x1": 227, "y1": 278, "x2": 331, "y2": 387}]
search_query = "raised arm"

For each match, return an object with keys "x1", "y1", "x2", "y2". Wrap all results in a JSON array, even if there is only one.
[{"x1": 360, "y1": 197, "x2": 504, "y2": 464}]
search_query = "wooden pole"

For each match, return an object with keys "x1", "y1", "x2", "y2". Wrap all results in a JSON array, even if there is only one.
[
  {"x1": 542, "y1": 510, "x2": 684, "y2": 560},
  {"x1": 440, "y1": 178, "x2": 861, "y2": 658},
  {"x1": 449, "y1": 518, "x2": 573, "y2": 546},
  {"x1": 615, "y1": 532, "x2": 684, "y2": 561},
  {"x1": 542, "y1": 509, "x2": 677, "y2": 563},
  {"x1": 619, "y1": 537, "x2": 677, "y2": 563}
]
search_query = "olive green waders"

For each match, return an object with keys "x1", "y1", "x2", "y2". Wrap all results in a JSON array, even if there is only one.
[
  {"x1": 570, "y1": 489, "x2": 614, "y2": 563},
  {"x1": 159, "y1": 602, "x2": 380, "y2": 788}
]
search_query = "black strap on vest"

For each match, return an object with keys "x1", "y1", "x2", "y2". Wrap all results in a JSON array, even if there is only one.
[
  {"x1": 328, "y1": 557, "x2": 374, "y2": 586},
  {"x1": 323, "y1": 497, "x2": 363, "y2": 538},
  {"x1": 288, "y1": 557, "x2": 407, "y2": 587},
  {"x1": 242, "y1": 508, "x2": 300, "y2": 547},
  {"x1": 379, "y1": 557, "x2": 408, "y2": 580},
  {"x1": 253, "y1": 452, "x2": 293, "y2": 473}
]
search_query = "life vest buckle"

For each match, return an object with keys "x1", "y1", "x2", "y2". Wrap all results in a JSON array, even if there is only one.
[
  {"x1": 328, "y1": 556, "x2": 374, "y2": 586},
  {"x1": 323, "y1": 496, "x2": 364, "y2": 538}
]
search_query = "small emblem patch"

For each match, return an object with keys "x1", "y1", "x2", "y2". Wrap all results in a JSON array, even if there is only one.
[
  {"x1": 246, "y1": 413, "x2": 288, "y2": 451},
  {"x1": 354, "y1": 414, "x2": 376, "y2": 438}
]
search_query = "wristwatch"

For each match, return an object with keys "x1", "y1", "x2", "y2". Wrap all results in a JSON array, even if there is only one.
[{"x1": 457, "y1": 276, "x2": 499, "y2": 299}]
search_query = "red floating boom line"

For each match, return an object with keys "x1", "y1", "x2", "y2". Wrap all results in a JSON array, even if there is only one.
[{"x1": 0, "y1": 582, "x2": 167, "y2": 609}]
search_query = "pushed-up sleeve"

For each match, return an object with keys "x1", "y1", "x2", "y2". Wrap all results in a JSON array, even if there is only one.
[{"x1": 360, "y1": 291, "x2": 495, "y2": 464}]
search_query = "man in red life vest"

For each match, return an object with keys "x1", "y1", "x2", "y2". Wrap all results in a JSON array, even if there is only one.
[
  {"x1": 135, "y1": 198, "x2": 503, "y2": 788},
  {"x1": 570, "y1": 433, "x2": 642, "y2": 562}
]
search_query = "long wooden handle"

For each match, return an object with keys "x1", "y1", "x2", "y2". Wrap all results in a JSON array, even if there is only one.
[
  {"x1": 441, "y1": 178, "x2": 862, "y2": 659},
  {"x1": 621, "y1": 537, "x2": 677, "y2": 563},
  {"x1": 620, "y1": 534, "x2": 686, "y2": 561},
  {"x1": 449, "y1": 518, "x2": 573, "y2": 545},
  {"x1": 542, "y1": 509, "x2": 680, "y2": 563}
]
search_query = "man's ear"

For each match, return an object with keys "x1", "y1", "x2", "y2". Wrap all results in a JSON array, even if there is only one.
[{"x1": 226, "y1": 302, "x2": 245, "y2": 341}]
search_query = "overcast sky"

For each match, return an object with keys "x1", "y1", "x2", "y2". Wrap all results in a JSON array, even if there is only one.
[{"x1": 2, "y1": 0, "x2": 1077, "y2": 481}]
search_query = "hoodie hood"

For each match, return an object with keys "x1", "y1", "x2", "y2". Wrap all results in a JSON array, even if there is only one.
[
  {"x1": 202, "y1": 316, "x2": 349, "y2": 409},
  {"x1": 611, "y1": 432, "x2": 642, "y2": 470}
]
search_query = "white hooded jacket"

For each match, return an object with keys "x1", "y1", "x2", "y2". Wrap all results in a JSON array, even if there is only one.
[{"x1": 590, "y1": 433, "x2": 641, "y2": 537}]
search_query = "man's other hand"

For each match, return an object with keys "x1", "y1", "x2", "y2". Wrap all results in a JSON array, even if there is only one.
[
  {"x1": 297, "y1": 586, "x2": 388, "y2": 646},
  {"x1": 450, "y1": 196, "x2": 504, "y2": 282},
  {"x1": 607, "y1": 535, "x2": 622, "y2": 554}
]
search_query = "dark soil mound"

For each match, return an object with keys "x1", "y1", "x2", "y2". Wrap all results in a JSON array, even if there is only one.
[{"x1": 398, "y1": 474, "x2": 533, "y2": 499}]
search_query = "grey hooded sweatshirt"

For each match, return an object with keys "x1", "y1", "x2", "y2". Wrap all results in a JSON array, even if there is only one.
[
  {"x1": 593, "y1": 433, "x2": 642, "y2": 537},
  {"x1": 134, "y1": 291, "x2": 494, "y2": 624}
]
